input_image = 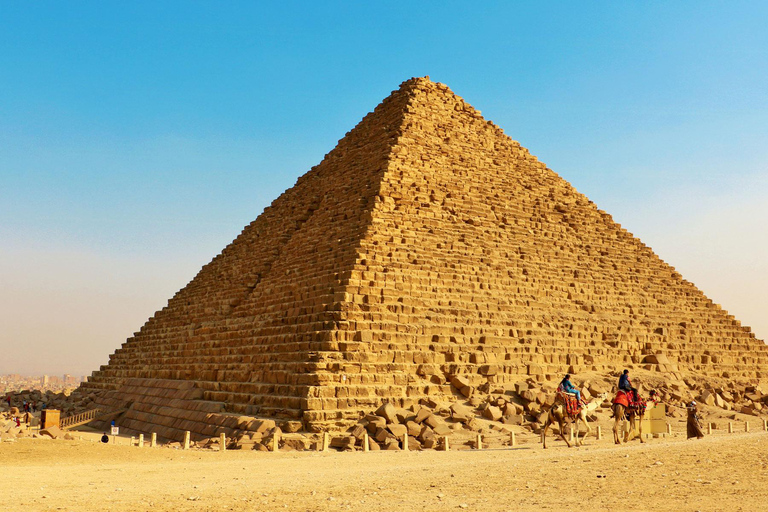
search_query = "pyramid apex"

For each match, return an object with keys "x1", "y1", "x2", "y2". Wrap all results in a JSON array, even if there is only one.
[{"x1": 398, "y1": 75, "x2": 445, "y2": 90}]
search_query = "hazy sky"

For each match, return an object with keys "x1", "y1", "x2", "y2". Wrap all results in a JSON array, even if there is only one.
[{"x1": 1, "y1": 2, "x2": 766, "y2": 376}]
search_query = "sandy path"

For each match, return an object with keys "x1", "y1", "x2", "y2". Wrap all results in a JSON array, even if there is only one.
[{"x1": 1, "y1": 431, "x2": 767, "y2": 512}]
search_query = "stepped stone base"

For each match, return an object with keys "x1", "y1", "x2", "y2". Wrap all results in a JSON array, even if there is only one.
[{"x1": 88, "y1": 378, "x2": 281, "y2": 442}]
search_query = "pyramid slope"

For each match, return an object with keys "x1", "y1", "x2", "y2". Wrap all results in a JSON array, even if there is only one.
[
  {"x1": 302, "y1": 78, "x2": 767, "y2": 425},
  {"x1": 81, "y1": 79, "x2": 415, "y2": 420},
  {"x1": 82, "y1": 77, "x2": 767, "y2": 431}
]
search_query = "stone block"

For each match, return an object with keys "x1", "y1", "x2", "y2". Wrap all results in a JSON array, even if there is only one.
[
  {"x1": 482, "y1": 406, "x2": 502, "y2": 422},
  {"x1": 39, "y1": 426, "x2": 63, "y2": 439},
  {"x1": 699, "y1": 390, "x2": 715, "y2": 407},
  {"x1": 388, "y1": 424, "x2": 408, "y2": 438},
  {"x1": 375, "y1": 403, "x2": 398, "y2": 424}
]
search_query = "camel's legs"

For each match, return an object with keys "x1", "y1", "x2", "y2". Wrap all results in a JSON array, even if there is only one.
[
  {"x1": 559, "y1": 420, "x2": 572, "y2": 448},
  {"x1": 542, "y1": 418, "x2": 550, "y2": 449},
  {"x1": 638, "y1": 413, "x2": 645, "y2": 443},
  {"x1": 578, "y1": 415, "x2": 591, "y2": 446},
  {"x1": 612, "y1": 405, "x2": 624, "y2": 444},
  {"x1": 624, "y1": 416, "x2": 631, "y2": 442}
]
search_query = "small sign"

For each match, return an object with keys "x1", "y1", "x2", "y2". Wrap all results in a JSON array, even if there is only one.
[{"x1": 111, "y1": 426, "x2": 119, "y2": 436}]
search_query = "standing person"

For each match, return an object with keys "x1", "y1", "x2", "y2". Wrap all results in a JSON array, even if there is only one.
[
  {"x1": 23, "y1": 400, "x2": 29, "y2": 413},
  {"x1": 5, "y1": 395, "x2": 10, "y2": 408},
  {"x1": 618, "y1": 369, "x2": 638, "y2": 402},
  {"x1": 32, "y1": 401, "x2": 37, "y2": 413},
  {"x1": 687, "y1": 401, "x2": 705, "y2": 439}
]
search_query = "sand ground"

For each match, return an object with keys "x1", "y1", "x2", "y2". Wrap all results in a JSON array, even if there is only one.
[{"x1": 1, "y1": 426, "x2": 767, "y2": 512}]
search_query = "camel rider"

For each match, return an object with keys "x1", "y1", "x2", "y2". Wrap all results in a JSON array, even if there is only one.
[
  {"x1": 558, "y1": 374, "x2": 584, "y2": 405},
  {"x1": 618, "y1": 369, "x2": 638, "y2": 402}
]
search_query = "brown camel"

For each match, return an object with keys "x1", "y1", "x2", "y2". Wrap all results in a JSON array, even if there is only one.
[
  {"x1": 612, "y1": 399, "x2": 656, "y2": 444},
  {"x1": 542, "y1": 392, "x2": 609, "y2": 449}
]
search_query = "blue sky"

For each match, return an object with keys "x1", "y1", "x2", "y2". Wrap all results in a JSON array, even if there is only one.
[{"x1": 1, "y1": 2, "x2": 766, "y2": 375}]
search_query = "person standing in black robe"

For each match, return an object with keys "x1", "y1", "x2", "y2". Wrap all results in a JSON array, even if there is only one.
[{"x1": 687, "y1": 401, "x2": 704, "y2": 439}]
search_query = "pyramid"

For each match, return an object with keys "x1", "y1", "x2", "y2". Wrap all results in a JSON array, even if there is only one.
[{"x1": 80, "y1": 77, "x2": 767, "y2": 437}]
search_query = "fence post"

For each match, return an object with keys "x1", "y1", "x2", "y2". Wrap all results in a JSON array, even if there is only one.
[
  {"x1": 183, "y1": 431, "x2": 190, "y2": 450},
  {"x1": 322, "y1": 432, "x2": 329, "y2": 452},
  {"x1": 728, "y1": 422, "x2": 733, "y2": 434},
  {"x1": 707, "y1": 423, "x2": 712, "y2": 435},
  {"x1": 151, "y1": 432, "x2": 157, "y2": 448},
  {"x1": 363, "y1": 432, "x2": 369, "y2": 452},
  {"x1": 220, "y1": 433, "x2": 226, "y2": 451},
  {"x1": 510, "y1": 431, "x2": 516, "y2": 446},
  {"x1": 138, "y1": 434, "x2": 144, "y2": 448},
  {"x1": 596, "y1": 425, "x2": 602, "y2": 440},
  {"x1": 443, "y1": 436, "x2": 450, "y2": 451},
  {"x1": 476, "y1": 433, "x2": 483, "y2": 450}
]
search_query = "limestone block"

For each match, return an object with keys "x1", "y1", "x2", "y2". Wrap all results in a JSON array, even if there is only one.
[
  {"x1": 375, "y1": 403, "x2": 398, "y2": 424},
  {"x1": 699, "y1": 390, "x2": 716, "y2": 407},
  {"x1": 450, "y1": 402, "x2": 473, "y2": 422},
  {"x1": 406, "y1": 421, "x2": 421, "y2": 437},
  {"x1": 482, "y1": 406, "x2": 502, "y2": 422},
  {"x1": 388, "y1": 424, "x2": 408, "y2": 438}
]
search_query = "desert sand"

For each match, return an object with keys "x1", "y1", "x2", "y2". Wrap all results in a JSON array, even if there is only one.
[{"x1": 2, "y1": 427, "x2": 767, "y2": 512}]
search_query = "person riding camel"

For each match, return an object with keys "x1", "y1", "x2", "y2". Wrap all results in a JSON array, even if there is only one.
[
  {"x1": 558, "y1": 374, "x2": 585, "y2": 405},
  {"x1": 618, "y1": 369, "x2": 638, "y2": 402}
]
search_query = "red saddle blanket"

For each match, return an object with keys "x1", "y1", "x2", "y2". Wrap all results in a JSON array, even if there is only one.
[
  {"x1": 557, "y1": 391, "x2": 582, "y2": 416},
  {"x1": 613, "y1": 390, "x2": 647, "y2": 413}
]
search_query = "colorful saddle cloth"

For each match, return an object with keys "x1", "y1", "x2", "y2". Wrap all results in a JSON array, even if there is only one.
[
  {"x1": 613, "y1": 390, "x2": 647, "y2": 414},
  {"x1": 557, "y1": 391, "x2": 582, "y2": 416}
]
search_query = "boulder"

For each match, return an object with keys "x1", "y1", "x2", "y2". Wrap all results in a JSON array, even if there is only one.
[
  {"x1": 350, "y1": 425, "x2": 367, "y2": 440},
  {"x1": 699, "y1": 390, "x2": 716, "y2": 407},
  {"x1": 39, "y1": 426, "x2": 63, "y2": 439},
  {"x1": 451, "y1": 375, "x2": 471, "y2": 390},
  {"x1": 365, "y1": 415, "x2": 387, "y2": 433},
  {"x1": 248, "y1": 419, "x2": 276, "y2": 433},
  {"x1": 383, "y1": 439, "x2": 400, "y2": 450},
  {"x1": 406, "y1": 421, "x2": 421, "y2": 437},
  {"x1": 375, "y1": 403, "x2": 398, "y2": 424},
  {"x1": 330, "y1": 436, "x2": 356, "y2": 450},
  {"x1": 450, "y1": 402, "x2": 473, "y2": 422},
  {"x1": 387, "y1": 424, "x2": 408, "y2": 438},
  {"x1": 482, "y1": 406, "x2": 502, "y2": 422},
  {"x1": 374, "y1": 427, "x2": 394, "y2": 443},
  {"x1": 282, "y1": 437, "x2": 310, "y2": 451},
  {"x1": 423, "y1": 414, "x2": 441, "y2": 429},
  {"x1": 414, "y1": 407, "x2": 432, "y2": 424}
]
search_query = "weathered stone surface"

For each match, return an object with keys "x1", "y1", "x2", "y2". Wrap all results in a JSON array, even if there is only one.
[
  {"x1": 375, "y1": 403, "x2": 398, "y2": 424},
  {"x1": 482, "y1": 406, "x2": 502, "y2": 422},
  {"x1": 75, "y1": 76, "x2": 768, "y2": 436},
  {"x1": 39, "y1": 426, "x2": 62, "y2": 439},
  {"x1": 700, "y1": 390, "x2": 716, "y2": 407},
  {"x1": 387, "y1": 424, "x2": 408, "y2": 438}
]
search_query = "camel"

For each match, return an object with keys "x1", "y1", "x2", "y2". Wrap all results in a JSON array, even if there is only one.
[
  {"x1": 612, "y1": 396, "x2": 656, "y2": 444},
  {"x1": 542, "y1": 392, "x2": 609, "y2": 449}
]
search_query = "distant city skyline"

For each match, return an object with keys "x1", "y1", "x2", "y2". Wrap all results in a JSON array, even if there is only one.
[{"x1": 1, "y1": 2, "x2": 766, "y2": 376}]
